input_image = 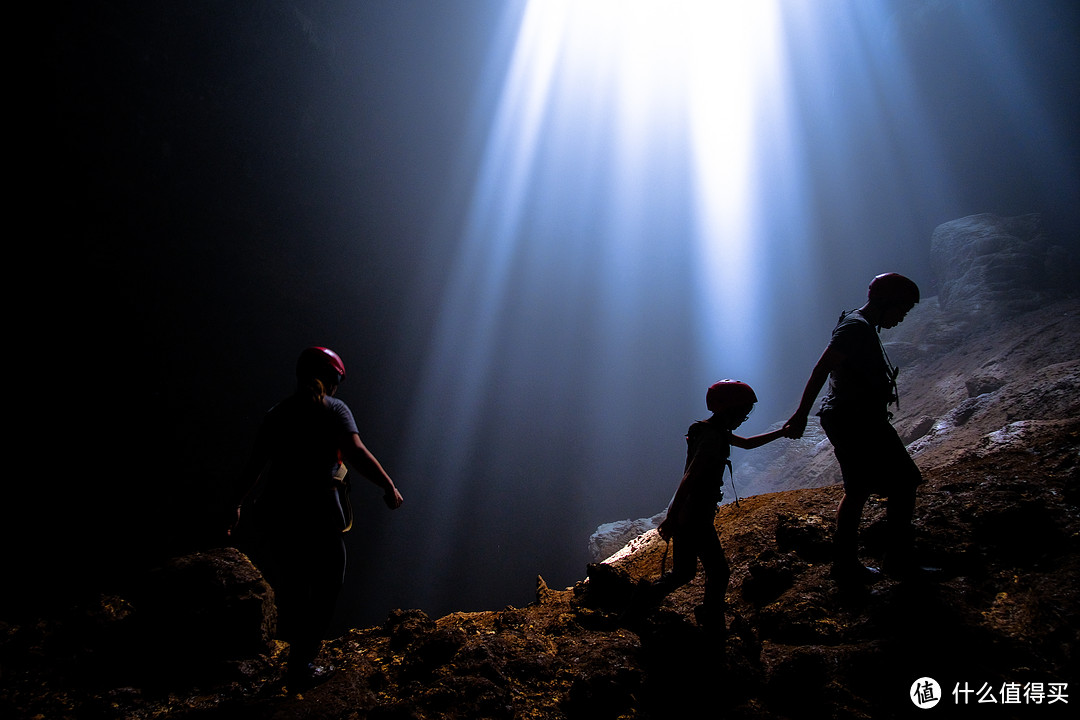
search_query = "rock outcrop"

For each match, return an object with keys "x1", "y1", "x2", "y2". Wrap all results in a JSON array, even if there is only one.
[
  {"x1": 135, "y1": 548, "x2": 278, "y2": 672},
  {"x1": 931, "y1": 213, "x2": 1077, "y2": 317},
  {"x1": 0, "y1": 547, "x2": 279, "y2": 713},
  {"x1": 588, "y1": 512, "x2": 666, "y2": 563}
]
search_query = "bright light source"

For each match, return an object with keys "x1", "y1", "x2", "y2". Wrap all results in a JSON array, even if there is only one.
[
  {"x1": 401, "y1": 0, "x2": 788, "y2": 610},
  {"x1": 483, "y1": 0, "x2": 785, "y2": 370}
]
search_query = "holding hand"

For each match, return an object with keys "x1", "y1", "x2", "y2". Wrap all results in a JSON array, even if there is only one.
[{"x1": 783, "y1": 413, "x2": 808, "y2": 439}]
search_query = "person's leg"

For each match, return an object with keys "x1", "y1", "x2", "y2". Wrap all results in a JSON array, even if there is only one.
[
  {"x1": 697, "y1": 527, "x2": 730, "y2": 626},
  {"x1": 286, "y1": 533, "x2": 345, "y2": 687},
  {"x1": 884, "y1": 483, "x2": 916, "y2": 562},
  {"x1": 834, "y1": 488, "x2": 870, "y2": 569},
  {"x1": 871, "y1": 422, "x2": 923, "y2": 574},
  {"x1": 650, "y1": 533, "x2": 700, "y2": 598},
  {"x1": 822, "y1": 412, "x2": 886, "y2": 581},
  {"x1": 822, "y1": 413, "x2": 875, "y2": 575},
  {"x1": 308, "y1": 533, "x2": 346, "y2": 646},
  {"x1": 264, "y1": 534, "x2": 304, "y2": 648},
  {"x1": 882, "y1": 447, "x2": 921, "y2": 573}
]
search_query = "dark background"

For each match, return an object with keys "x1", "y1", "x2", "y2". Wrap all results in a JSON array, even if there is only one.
[{"x1": 11, "y1": 0, "x2": 1078, "y2": 629}]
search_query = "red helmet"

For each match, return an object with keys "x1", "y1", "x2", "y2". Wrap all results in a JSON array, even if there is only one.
[
  {"x1": 296, "y1": 346, "x2": 346, "y2": 383},
  {"x1": 706, "y1": 380, "x2": 757, "y2": 412},
  {"x1": 868, "y1": 273, "x2": 920, "y2": 306}
]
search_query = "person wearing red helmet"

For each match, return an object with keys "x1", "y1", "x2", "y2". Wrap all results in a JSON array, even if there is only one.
[
  {"x1": 643, "y1": 380, "x2": 791, "y2": 629},
  {"x1": 784, "y1": 273, "x2": 924, "y2": 583},
  {"x1": 229, "y1": 346, "x2": 403, "y2": 690}
]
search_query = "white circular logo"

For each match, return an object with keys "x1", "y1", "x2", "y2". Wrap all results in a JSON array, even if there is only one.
[{"x1": 911, "y1": 677, "x2": 942, "y2": 709}]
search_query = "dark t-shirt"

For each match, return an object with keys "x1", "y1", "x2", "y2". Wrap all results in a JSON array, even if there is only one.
[
  {"x1": 681, "y1": 421, "x2": 731, "y2": 521},
  {"x1": 254, "y1": 394, "x2": 358, "y2": 526},
  {"x1": 819, "y1": 309, "x2": 895, "y2": 419}
]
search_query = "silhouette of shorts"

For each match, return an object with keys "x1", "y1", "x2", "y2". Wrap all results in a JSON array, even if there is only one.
[{"x1": 819, "y1": 411, "x2": 921, "y2": 496}]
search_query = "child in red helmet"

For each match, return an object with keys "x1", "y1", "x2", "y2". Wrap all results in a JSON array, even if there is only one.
[{"x1": 643, "y1": 380, "x2": 793, "y2": 629}]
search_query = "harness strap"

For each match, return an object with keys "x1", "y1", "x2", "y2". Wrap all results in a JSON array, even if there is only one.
[
  {"x1": 660, "y1": 456, "x2": 740, "y2": 576},
  {"x1": 874, "y1": 317, "x2": 901, "y2": 411},
  {"x1": 726, "y1": 459, "x2": 740, "y2": 507}
]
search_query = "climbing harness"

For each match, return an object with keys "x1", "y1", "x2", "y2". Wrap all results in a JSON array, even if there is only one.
[{"x1": 660, "y1": 459, "x2": 740, "y2": 576}]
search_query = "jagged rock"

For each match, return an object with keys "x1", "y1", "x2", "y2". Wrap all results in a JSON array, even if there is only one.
[
  {"x1": 931, "y1": 213, "x2": 1077, "y2": 317},
  {"x1": 535, "y1": 575, "x2": 561, "y2": 605},
  {"x1": 0, "y1": 548, "x2": 281, "y2": 693},
  {"x1": 900, "y1": 414, "x2": 935, "y2": 444},
  {"x1": 400, "y1": 626, "x2": 468, "y2": 683},
  {"x1": 564, "y1": 665, "x2": 642, "y2": 719},
  {"x1": 582, "y1": 562, "x2": 639, "y2": 611},
  {"x1": 741, "y1": 550, "x2": 799, "y2": 606},
  {"x1": 386, "y1": 608, "x2": 436, "y2": 649},
  {"x1": 588, "y1": 513, "x2": 664, "y2": 562},
  {"x1": 133, "y1": 548, "x2": 276, "y2": 674},
  {"x1": 966, "y1": 370, "x2": 1007, "y2": 397},
  {"x1": 774, "y1": 512, "x2": 833, "y2": 562}
]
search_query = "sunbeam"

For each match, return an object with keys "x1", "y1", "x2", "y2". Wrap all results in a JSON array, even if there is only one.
[
  {"x1": 393, "y1": 0, "x2": 1078, "y2": 615},
  {"x1": 400, "y1": 0, "x2": 794, "y2": 611}
]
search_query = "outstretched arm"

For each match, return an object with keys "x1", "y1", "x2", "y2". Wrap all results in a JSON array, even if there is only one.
[
  {"x1": 783, "y1": 346, "x2": 842, "y2": 438},
  {"x1": 730, "y1": 427, "x2": 789, "y2": 450},
  {"x1": 343, "y1": 433, "x2": 404, "y2": 509}
]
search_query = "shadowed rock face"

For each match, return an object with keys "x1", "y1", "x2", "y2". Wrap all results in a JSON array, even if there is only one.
[
  {"x1": 3, "y1": 217, "x2": 1078, "y2": 718},
  {"x1": 932, "y1": 213, "x2": 1078, "y2": 317}
]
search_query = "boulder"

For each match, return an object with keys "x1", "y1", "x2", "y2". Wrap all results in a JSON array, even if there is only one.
[{"x1": 131, "y1": 547, "x2": 277, "y2": 680}]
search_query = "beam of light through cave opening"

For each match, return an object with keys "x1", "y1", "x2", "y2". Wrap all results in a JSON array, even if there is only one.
[
  {"x1": 397, "y1": 0, "x2": 791, "y2": 610},
  {"x1": 682, "y1": 0, "x2": 783, "y2": 365}
]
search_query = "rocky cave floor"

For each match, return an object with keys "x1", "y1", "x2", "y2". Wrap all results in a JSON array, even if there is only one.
[{"x1": 3, "y1": 419, "x2": 1077, "y2": 720}]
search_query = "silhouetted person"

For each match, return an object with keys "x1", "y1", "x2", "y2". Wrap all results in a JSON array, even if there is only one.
[
  {"x1": 643, "y1": 380, "x2": 792, "y2": 628},
  {"x1": 229, "y1": 346, "x2": 403, "y2": 690},
  {"x1": 784, "y1": 273, "x2": 923, "y2": 582}
]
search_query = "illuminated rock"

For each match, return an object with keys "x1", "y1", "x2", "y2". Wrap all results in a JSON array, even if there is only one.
[{"x1": 931, "y1": 213, "x2": 1077, "y2": 316}]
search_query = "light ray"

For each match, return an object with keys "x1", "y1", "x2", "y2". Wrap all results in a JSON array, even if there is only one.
[{"x1": 399, "y1": 0, "x2": 790, "y2": 610}]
